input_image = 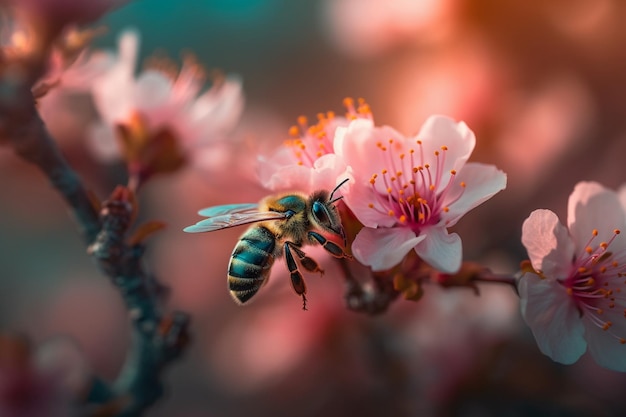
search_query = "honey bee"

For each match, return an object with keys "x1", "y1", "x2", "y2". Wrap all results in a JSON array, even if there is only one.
[{"x1": 183, "y1": 180, "x2": 352, "y2": 309}]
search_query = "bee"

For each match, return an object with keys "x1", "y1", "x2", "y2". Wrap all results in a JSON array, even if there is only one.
[{"x1": 183, "y1": 180, "x2": 352, "y2": 309}]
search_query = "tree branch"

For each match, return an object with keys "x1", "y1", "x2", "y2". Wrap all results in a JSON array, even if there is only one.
[{"x1": 1, "y1": 56, "x2": 190, "y2": 417}]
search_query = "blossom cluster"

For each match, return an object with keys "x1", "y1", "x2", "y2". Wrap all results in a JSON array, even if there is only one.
[
  {"x1": 259, "y1": 98, "x2": 507, "y2": 274},
  {"x1": 2, "y1": 13, "x2": 244, "y2": 188}
]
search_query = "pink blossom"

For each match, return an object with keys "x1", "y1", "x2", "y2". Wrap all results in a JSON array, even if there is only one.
[
  {"x1": 519, "y1": 181, "x2": 626, "y2": 371},
  {"x1": 335, "y1": 115, "x2": 506, "y2": 273},
  {"x1": 36, "y1": 31, "x2": 116, "y2": 142},
  {"x1": 257, "y1": 98, "x2": 372, "y2": 193},
  {"x1": 88, "y1": 30, "x2": 244, "y2": 172}
]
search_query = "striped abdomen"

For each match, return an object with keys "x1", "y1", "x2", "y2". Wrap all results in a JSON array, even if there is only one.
[{"x1": 228, "y1": 226, "x2": 276, "y2": 304}]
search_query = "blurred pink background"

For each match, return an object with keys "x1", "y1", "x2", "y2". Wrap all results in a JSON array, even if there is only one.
[{"x1": 3, "y1": 0, "x2": 626, "y2": 415}]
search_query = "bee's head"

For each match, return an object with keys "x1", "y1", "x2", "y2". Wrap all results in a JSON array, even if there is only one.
[
  {"x1": 311, "y1": 178, "x2": 349, "y2": 235},
  {"x1": 309, "y1": 191, "x2": 346, "y2": 243}
]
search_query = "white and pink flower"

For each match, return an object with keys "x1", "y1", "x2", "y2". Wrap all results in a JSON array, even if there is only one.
[
  {"x1": 336, "y1": 115, "x2": 506, "y2": 273},
  {"x1": 519, "y1": 181, "x2": 626, "y2": 371},
  {"x1": 88, "y1": 30, "x2": 244, "y2": 180},
  {"x1": 257, "y1": 98, "x2": 372, "y2": 193}
]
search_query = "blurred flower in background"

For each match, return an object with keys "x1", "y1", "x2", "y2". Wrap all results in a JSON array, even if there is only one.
[
  {"x1": 87, "y1": 30, "x2": 244, "y2": 186},
  {"x1": 322, "y1": 0, "x2": 457, "y2": 57}
]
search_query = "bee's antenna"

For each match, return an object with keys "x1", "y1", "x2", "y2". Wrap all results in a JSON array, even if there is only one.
[{"x1": 329, "y1": 178, "x2": 350, "y2": 204}]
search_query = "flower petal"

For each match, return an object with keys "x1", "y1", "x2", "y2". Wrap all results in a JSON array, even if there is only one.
[
  {"x1": 567, "y1": 181, "x2": 626, "y2": 250},
  {"x1": 135, "y1": 71, "x2": 174, "y2": 110},
  {"x1": 414, "y1": 226, "x2": 462, "y2": 273},
  {"x1": 335, "y1": 119, "x2": 405, "y2": 190},
  {"x1": 87, "y1": 122, "x2": 120, "y2": 161},
  {"x1": 258, "y1": 153, "x2": 346, "y2": 193},
  {"x1": 518, "y1": 273, "x2": 587, "y2": 364},
  {"x1": 336, "y1": 120, "x2": 405, "y2": 228},
  {"x1": 443, "y1": 162, "x2": 507, "y2": 227},
  {"x1": 584, "y1": 315, "x2": 626, "y2": 371},
  {"x1": 352, "y1": 227, "x2": 425, "y2": 271},
  {"x1": 91, "y1": 31, "x2": 139, "y2": 124},
  {"x1": 342, "y1": 174, "x2": 397, "y2": 228},
  {"x1": 521, "y1": 209, "x2": 575, "y2": 279},
  {"x1": 414, "y1": 115, "x2": 476, "y2": 181}
]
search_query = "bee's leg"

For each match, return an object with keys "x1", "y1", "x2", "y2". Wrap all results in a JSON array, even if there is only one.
[
  {"x1": 290, "y1": 245, "x2": 324, "y2": 276},
  {"x1": 308, "y1": 231, "x2": 352, "y2": 259},
  {"x1": 284, "y1": 242, "x2": 308, "y2": 310}
]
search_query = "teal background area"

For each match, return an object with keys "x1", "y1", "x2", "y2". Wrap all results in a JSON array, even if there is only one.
[{"x1": 96, "y1": 0, "x2": 364, "y2": 126}]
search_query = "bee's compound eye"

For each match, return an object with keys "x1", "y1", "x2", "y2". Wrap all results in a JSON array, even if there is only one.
[{"x1": 312, "y1": 201, "x2": 330, "y2": 226}]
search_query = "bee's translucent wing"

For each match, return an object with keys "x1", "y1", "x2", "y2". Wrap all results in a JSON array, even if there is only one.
[
  {"x1": 184, "y1": 204, "x2": 287, "y2": 233},
  {"x1": 197, "y1": 203, "x2": 259, "y2": 217}
]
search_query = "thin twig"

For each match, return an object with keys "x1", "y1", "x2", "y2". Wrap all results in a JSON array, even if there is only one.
[{"x1": 339, "y1": 257, "x2": 400, "y2": 315}]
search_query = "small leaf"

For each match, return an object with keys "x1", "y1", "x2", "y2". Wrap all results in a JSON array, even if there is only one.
[
  {"x1": 393, "y1": 273, "x2": 424, "y2": 302},
  {"x1": 86, "y1": 189, "x2": 102, "y2": 214},
  {"x1": 127, "y1": 221, "x2": 166, "y2": 246}
]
